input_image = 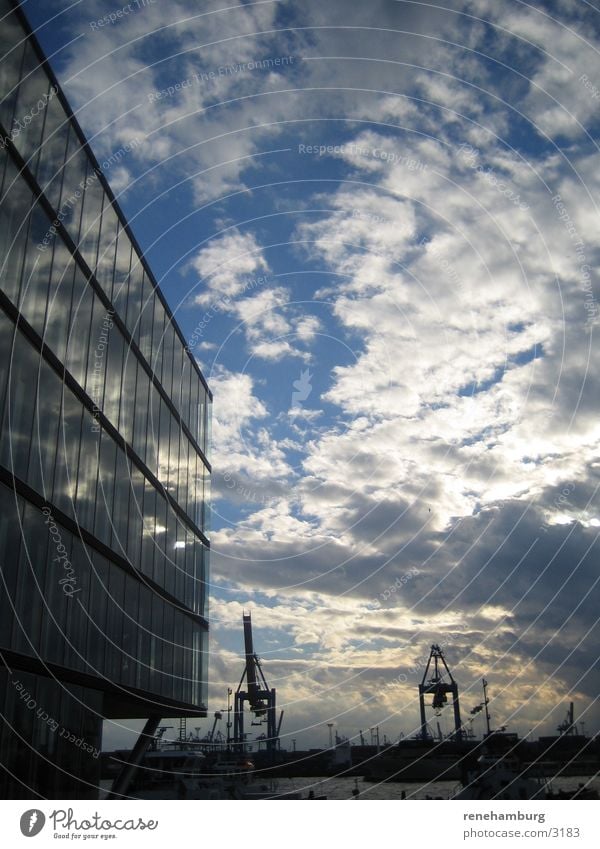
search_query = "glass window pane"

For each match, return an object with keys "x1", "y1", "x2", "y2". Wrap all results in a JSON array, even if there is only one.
[
  {"x1": 64, "y1": 536, "x2": 90, "y2": 671},
  {"x1": 44, "y1": 235, "x2": 75, "y2": 363},
  {"x1": 85, "y1": 551, "x2": 109, "y2": 677},
  {"x1": 132, "y1": 361, "x2": 149, "y2": 460},
  {"x1": 118, "y1": 345, "x2": 136, "y2": 446},
  {"x1": 126, "y1": 257, "x2": 144, "y2": 345},
  {"x1": 96, "y1": 196, "x2": 118, "y2": 298},
  {"x1": 160, "y1": 604, "x2": 174, "y2": 699},
  {"x1": 163, "y1": 505, "x2": 176, "y2": 598},
  {"x1": 149, "y1": 593, "x2": 163, "y2": 693},
  {"x1": 189, "y1": 376, "x2": 199, "y2": 448},
  {"x1": 105, "y1": 566, "x2": 125, "y2": 682},
  {"x1": 84, "y1": 295, "x2": 112, "y2": 411},
  {"x1": 42, "y1": 523, "x2": 70, "y2": 666},
  {"x1": 174, "y1": 519, "x2": 187, "y2": 604},
  {"x1": 0, "y1": 155, "x2": 32, "y2": 305},
  {"x1": 146, "y1": 380, "x2": 160, "y2": 476},
  {"x1": 0, "y1": 10, "x2": 25, "y2": 131},
  {"x1": 153, "y1": 491, "x2": 168, "y2": 590},
  {"x1": 111, "y1": 449, "x2": 130, "y2": 556},
  {"x1": 198, "y1": 543, "x2": 209, "y2": 618},
  {"x1": 140, "y1": 480, "x2": 156, "y2": 580},
  {"x1": 103, "y1": 324, "x2": 124, "y2": 428},
  {"x1": 75, "y1": 408, "x2": 100, "y2": 532},
  {"x1": 58, "y1": 126, "x2": 87, "y2": 244},
  {"x1": 157, "y1": 398, "x2": 171, "y2": 487},
  {"x1": 176, "y1": 346, "x2": 188, "y2": 422},
  {"x1": 172, "y1": 611, "x2": 183, "y2": 698},
  {"x1": 78, "y1": 161, "x2": 103, "y2": 271},
  {"x1": 52, "y1": 384, "x2": 82, "y2": 518},
  {"x1": 136, "y1": 584, "x2": 152, "y2": 691},
  {"x1": 127, "y1": 466, "x2": 145, "y2": 571},
  {"x1": 10, "y1": 42, "x2": 49, "y2": 169},
  {"x1": 0, "y1": 482, "x2": 23, "y2": 648},
  {"x1": 121, "y1": 575, "x2": 139, "y2": 688},
  {"x1": 0, "y1": 310, "x2": 15, "y2": 429},
  {"x1": 168, "y1": 410, "x2": 180, "y2": 497},
  {"x1": 205, "y1": 394, "x2": 212, "y2": 460},
  {"x1": 197, "y1": 386, "x2": 207, "y2": 456},
  {"x1": 64, "y1": 268, "x2": 92, "y2": 388},
  {"x1": 161, "y1": 319, "x2": 175, "y2": 399},
  {"x1": 18, "y1": 199, "x2": 52, "y2": 333},
  {"x1": 202, "y1": 465, "x2": 211, "y2": 534},
  {"x1": 0, "y1": 328, "x2": 37, "y2": 478},
  {"x1": 94, "y1": 429, "x2": 116, "y2": 547},
  {"x1": 36, "y1": 83, "x2": 69, "y2": 210},
  {"x1": 177, "y1": 426, "x2": 188, "y2": 513},
  {"x1": 12, "y1": 501, "x2": 47, "y2": 656},
  {"x1": 151, "y1": 295, "x2": 164, "y2": 379},
  {"x1": 191, "y1": 450, "x2": 203, "y2": 530},
  {"x1": 112, "y1": 222, "x2": 131, "y2": 315},
  {"x1": 138, "y1": 275, "x2": 154, "y2": 360},
  {"x1": 28, "y1": 356, "x2": 61, "y2": 501}
]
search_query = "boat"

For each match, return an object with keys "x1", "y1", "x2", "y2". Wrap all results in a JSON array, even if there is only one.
[
  {"x1": 453, "y1": 752, "x2": 546, "y2": 800},
  {"x1": 125, "y1": 746, "x2": 311, "y2": 799},
  {"x1": 453, "y1": 749, "x2": 599, "y2": 800}
]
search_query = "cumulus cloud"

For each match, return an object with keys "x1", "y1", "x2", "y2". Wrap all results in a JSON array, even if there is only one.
[{"x1": 191, "y1": 229, "x2": 270, "y2": 304}]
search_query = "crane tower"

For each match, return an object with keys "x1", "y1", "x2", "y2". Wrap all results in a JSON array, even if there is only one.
[
  {"x1": 233, "y1": 613, "x2": 283, "y2": 754},
  {"x1": 418, "y1": 644, "x2": 463, "y2": 742}
]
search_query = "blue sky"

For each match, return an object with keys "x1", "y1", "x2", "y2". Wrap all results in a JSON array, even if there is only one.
[{"x1": 23, "y1": 0, "x2": 600, "y2": 750}]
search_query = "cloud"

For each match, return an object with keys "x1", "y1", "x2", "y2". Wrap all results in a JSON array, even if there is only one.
[{"x1": 191, "y1": 229, "x2": 269, "y2": 304}]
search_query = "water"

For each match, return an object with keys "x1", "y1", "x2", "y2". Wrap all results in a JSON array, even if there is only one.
[
  {"x1": 268, "y1": 774, "x2": 600, "y2": 800},
  {"x1": 100, "y1": 774, "x2": 599, "y2": 800}
]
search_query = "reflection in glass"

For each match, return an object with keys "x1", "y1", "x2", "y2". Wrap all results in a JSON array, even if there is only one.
[
  {"x1": 45, "y1": 235, "x2": 75, "y2": 364},
  {"x1": 11, "y1": 42, "x2": 49, "y2": 169},
  {"x1": 78, "y1": 160, "x2": 103, "y2": 271},
  {"x1": 0, "y1": 328, "x2": 37, "y2": 477},
  {"x1": 59, "y1": 127, "x2": 87, "y2": 243},
  {"x1": 75, "y1": 408, "x2": 100, "y2": 532},
  {"x1": 0, "y1": 10, "x2": 25, "y2": 131},
  {"x1": 0, "y1": 154, "x2": 32, "y2": 306},
  {"x1": 112, "y1": 221, "x2": 131, "y2": 316},
  {"x1": 36, "y1": 83, "x2": 69, "y2": 211},
  {"x1": 96, "y1": 196, "x2": 118, "y2": 297},
  {"x1": 28, "y1": 356, "x2": 61, "y2": 501},
  {"x1": 52, "y1": 381, "x2": 82, "y2": 518},
  {"x1": 94, "y1": 429, "x2": 116, "y2": 546},
  {"x1": 19, "y1": 200, "x2": 53, "y2": 332},
  {"x1": 64, "y1": 267, "x2": 91, "y2": 388}
]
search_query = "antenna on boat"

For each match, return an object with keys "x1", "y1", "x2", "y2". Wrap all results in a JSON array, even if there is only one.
[{"x1": 482, "y1": 678, "x2": 492, "y2": 736}]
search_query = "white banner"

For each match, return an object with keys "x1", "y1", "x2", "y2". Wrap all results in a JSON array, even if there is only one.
[{"x1": 1, "y1": 800, "x2": 599, "y2": 848}]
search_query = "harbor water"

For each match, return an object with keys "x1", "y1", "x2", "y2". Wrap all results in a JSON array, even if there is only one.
[{"x1": 264, "y1": 774, "x2": 600, "y2": 800}]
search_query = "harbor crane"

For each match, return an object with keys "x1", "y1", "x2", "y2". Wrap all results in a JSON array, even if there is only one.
[
  {"x1": 557, "y1": 702, "x2": 579, "y2": 736},
  {"x1": 233, "y1": 613, "x2": 283, "y2": 755},
  {"x1": 418, "y1": 644, "x2": 463, "y2": 742}
]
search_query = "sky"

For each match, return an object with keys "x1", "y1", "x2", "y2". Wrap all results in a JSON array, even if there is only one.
[{"x1": 23, "y1": 0, "x2": 600, "y2": 750}]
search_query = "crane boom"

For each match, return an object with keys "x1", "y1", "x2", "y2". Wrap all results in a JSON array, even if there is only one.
[
  {"x1": 243, "y1": 613, "x2": 267, "y2": 713},
  {"x1": 234, "y1": 613, "x2": 280, "y2": 755}
]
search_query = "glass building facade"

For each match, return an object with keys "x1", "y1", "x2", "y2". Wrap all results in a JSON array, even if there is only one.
[{"x1": 0, "y1": 0, "x2": 211, "y2": 798}]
